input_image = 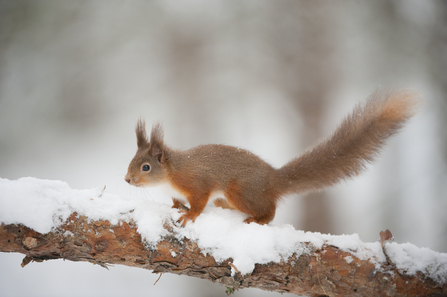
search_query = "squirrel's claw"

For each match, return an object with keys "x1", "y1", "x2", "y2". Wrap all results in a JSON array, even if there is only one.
[{"x1": 177, "y1": 212, "x2": 197, "y2": 227}]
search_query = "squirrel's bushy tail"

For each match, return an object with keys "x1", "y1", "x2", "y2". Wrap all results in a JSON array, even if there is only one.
[{"x1": 277, "y1": 89, "x2": 419, "y2": 195}]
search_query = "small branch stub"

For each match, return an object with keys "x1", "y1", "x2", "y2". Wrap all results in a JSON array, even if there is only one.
[{"x1": 380, "y1": 229, "x2": 395, "y2": 266}]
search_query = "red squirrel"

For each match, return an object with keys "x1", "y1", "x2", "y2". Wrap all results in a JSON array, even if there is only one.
[{"x1": 125, "y1": 89, "x2": 418, "y2": 226}]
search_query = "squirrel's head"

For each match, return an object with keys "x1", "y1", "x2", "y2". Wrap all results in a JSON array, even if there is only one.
[{"x1": 125, "y1": 120, "x2": 168, "y2": 187}]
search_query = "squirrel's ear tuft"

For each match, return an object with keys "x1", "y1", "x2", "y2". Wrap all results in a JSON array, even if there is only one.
[
  {"x1": 150, "y1": 122, "x2": 165, "y2": 163},
  {"x1": 136, "y1": 119, "x2": 149, "y2": 148},
  {"x1": 150, "y1": 122, "x2": 164, "y2": 146}
]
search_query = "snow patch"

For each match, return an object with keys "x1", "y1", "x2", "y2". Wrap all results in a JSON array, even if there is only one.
[
  {"x1": 386, "y1": 242, "x2": 447, "y2": 284},
  {"x1": 345, "y1": 256, "x2": 354, "y2": 264}
]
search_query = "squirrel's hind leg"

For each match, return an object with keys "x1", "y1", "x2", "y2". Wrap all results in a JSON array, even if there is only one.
[{"x1": 225, "y1": 180, "x2": 277, "y2": 225}]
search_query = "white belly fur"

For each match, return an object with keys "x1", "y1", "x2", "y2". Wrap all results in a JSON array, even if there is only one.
[{"x1": 157, "y1": 182, "x2": 226, "y2": 206}]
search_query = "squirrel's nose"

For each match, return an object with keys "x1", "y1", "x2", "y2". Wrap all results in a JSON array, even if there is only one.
[{"x1": 125, "y1": 178, "x2": 131, "y2": 184}]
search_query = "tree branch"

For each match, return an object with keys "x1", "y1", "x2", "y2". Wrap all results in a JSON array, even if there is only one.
[{"x1": 1, "y1": 214, "x2": 445, "y2": 296}]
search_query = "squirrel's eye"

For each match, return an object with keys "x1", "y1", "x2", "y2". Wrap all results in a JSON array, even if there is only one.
[{"x1": 142, "y1": 164, "x2": 150, "y2": 171}]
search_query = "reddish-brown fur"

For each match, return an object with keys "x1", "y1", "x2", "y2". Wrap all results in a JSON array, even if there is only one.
[{"x1": 125, "y1": 89, "x2": 419, "y2": 226}]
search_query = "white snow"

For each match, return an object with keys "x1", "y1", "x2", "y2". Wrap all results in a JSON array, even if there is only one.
[
  {"x1": 1, "y1": 177, "x2": 446, "y2": 283},
  {"x1": 385, "y1": 242, "x2": 447, "y2": 284}
]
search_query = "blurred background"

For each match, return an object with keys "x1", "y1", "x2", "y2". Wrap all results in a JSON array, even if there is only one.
[{"x1": 1, "y1": 1, "x2": 446, "y2": 296}]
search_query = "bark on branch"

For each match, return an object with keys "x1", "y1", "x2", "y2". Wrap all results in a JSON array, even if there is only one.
[{"x1": 0, "y1": 214, "x2": 445, "y2": 296}]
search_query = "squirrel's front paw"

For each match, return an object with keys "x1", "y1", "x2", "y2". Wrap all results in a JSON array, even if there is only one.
[{"x1": 177, "y1": 212, "x2": 197, "y2": 227}]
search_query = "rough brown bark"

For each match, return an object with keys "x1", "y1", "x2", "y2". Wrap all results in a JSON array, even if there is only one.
[{"x1": 0, "y1": 214, "x2": 445, "y2": 296}]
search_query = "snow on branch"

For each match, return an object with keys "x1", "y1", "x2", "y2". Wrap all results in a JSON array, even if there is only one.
[{"x1": 1, "y1": 177, "x2": 446, "y2": 296}]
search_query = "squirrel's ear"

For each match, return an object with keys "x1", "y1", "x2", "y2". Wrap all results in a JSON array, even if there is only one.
[
  {"x1": 151, "y1": 143, "x2": 164, "y2": 164},
  {"x1": 136, "y1": 119, "x2": 148, "y2": 148},
  {"x1": 150, "y1": 122, "x2": 165, "y2": 164}
]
